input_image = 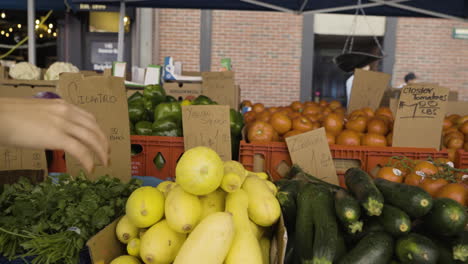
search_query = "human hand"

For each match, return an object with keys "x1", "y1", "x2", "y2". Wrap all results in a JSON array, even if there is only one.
[{"x1": 0, "y1": 97, "x2": 109, "y2": 173}]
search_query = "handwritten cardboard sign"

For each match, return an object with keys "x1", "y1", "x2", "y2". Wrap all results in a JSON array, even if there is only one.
[
  {"x1": 0, "y1": 80, "x2": 49, "y2": 175},
  {"x1": 202, "y1": 71, "x2": 238, "y2": 110},
  {"x1": 393, "y1": 84, "x2": 449, "y2": 150},
  {"x1": 348, "y1": 69, "x2": 391, "y2": 113},
  {"x1": 447, "y1": 101, "x2": 468, "y2": 116},
  {"x1": 182, "y1": 105, "x2": 231, "y2": 161},
  {"x1": 285, "y1": 127, "x2": 338, "y2": 185},
  {"x1": 58, "y1": 73, "x2": 131, "y2": 182}
]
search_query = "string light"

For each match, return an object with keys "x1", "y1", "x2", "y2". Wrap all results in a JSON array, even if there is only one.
[
  {"x1": 17, "y1": 24, "x2": 21, "y2": 29},
  {"x1": 47, "y1": 29, "x2": 51, "y2": 34},
  {"x1": 35, "y1": 19, "x2": 39, "y2": 25},
  {"x1": 35, "y1": 25, "x2": 39, "y2": 30},
  {"x1": 53, "y1": 32, "x2": 57, "y2": 37},
  {"x1": 123, "y1": 16, "x2": 129, "y2": 23},
  {"x1": 8, "y1": 28, "x2": 12, "y2": 32},
  {"x1": 48, "y1": 23, "x2": 53, "y2": 29},
  {"x1": 5, "y1": 33, "x2": 9, "y2": 37},
  {"x1": 39, "y1": 33, "x2": 43, "y2": 38},
  {"x1": 0, "y1": 31, "x2": 4, "y2": 35},
  {"x1": 1, "y1": 13, "x2": 5, "y2": 19}
]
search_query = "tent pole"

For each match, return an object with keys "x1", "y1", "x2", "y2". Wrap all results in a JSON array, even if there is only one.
[
  {"x1": 370, "y1": 0, "x2": 468, "y2": 22},
  {"x1": 27, "y1": 0, "x2": 36, "y2": 65},
  {"x1": 240, "y1": 0, "x2": 296, "y2": 14},
  {"x1": 303, "y1": 0, "x2": 409, "y2": 15},
  {"x1": 117, "y1": 0, "x2": 125, "y2": 61}
]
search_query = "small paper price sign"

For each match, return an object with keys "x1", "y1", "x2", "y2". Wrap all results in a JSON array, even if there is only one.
[{"x1": 285, "y1": 127, "x2": 338, "y2": 185}]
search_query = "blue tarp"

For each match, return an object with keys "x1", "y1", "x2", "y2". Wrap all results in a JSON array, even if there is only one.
[{"x1": 72, "y1": 0, "x2": 468, "y2": 20}]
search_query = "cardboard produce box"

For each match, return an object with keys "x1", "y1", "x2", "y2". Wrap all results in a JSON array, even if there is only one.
[{"x1": 87, "y1": 215, "x2": 287, "y2": 264}]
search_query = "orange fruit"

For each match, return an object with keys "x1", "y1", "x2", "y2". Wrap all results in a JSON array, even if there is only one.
[
  {"x1": 334, "y1": 107, "x2": 347, "y2": 115},
  {"x1": 326, "y1": 132, "x2": 336, "y2": 145},
  {"x1": 284, "y1": 130, "x2": 303, "y2": 139},
  {"x1": 456, "y1": 115, "x2": 468, "y2": 126},
  {"x1": 460, "y1": 121, "x2": 468, "y2": 135},
  {"x1": 329, "y1": 100, "x2": 342, "y2": 110},
  {"x1": 292, "y1": 116, "x2": 314, "y2": 132},
  {"x1": 336, "y1": 130, "x2": 361, "y2": 146},
  {"x1": 361, "y1": 133, "x2": 387, "y2": 147},
  {"x1": 413, "y1": 161, "x2": 438, "y2": 176},
  {"x1": 375, "y1": 107, "x2": 393, "y2": 120},
  {"x1": 269, "y1": 113, "x2": 292, "y2": 135},
  {"x1": 367, "y1": 118, "x2": 389, "y2": 135},
  {"x1": 447, "y1": 148, "x2": 457, "y2": 162},
  {"x1": 377, "y1": 167, "x2": 404, "y2": 183},
  {"x1": 244, "y1": 111, "x2": 256, "y2": 124},
  {"x1": 346, "y1": 116, "x2": 368, "y2": 133},
  {"x1": 361, "y1": 107, "x2": 375, "y2": 118},
  {"x1": 303, "y1": 104, "x2": 321, "y2": 115},
  {"x1": 290, "y1": 101, "x2": 304, "y2": 112},
  {"x1": 447, "y1": 137, "x2": 464, "y2": 149},
  {"x1": 319, "y1": 100, "x2": 329, "y2": 107},
  {"x1": 268, "y1": 107, "x2": 279, "y2": 114},
  {"x1": 323, "y1": 113, "x2": 344, "y2": 136},
  {"x1": 447, "y1": 114, "x2": 461, "y2": 123},
  {"x1": 247, "y1": 121, "x2": 274, "y2": 142},
  {"x1": 436, "y1": 183, "x2": 467, "y2": 206},
  {"x1": 252, "y1": 103, "x2": 265, "y2": 113},
  {"x1": 256, "y1": 111, "x2": 271, "y2": 123},
  {"x1": 420, "y1": 177, "x2": 449, "y2": 197},
  {"x1": 443, "y1": 117, "x2": 453, "y2": 130}
]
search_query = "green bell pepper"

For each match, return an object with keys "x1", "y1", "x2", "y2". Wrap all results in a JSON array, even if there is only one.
[
  {"x1": 166, "y1": 95, "x2": 177, "y2": 102},
  {"x1": 192, "y1": 95, "x2": 216, "y2": 105},
  {"x1": 128, "y1": 91, "x2": 143, "y2": 104},
  {"x1": 135, "y1": 121, "x2": 153, "y2": 136},
  {"x1": 230, "y1": 109, "x2": 244, "y2": 136},
  {"x1": 152, "y1": 118, "x2": 183, "y2": 137},
  {"x1": 154, "y1": 102, "x2": 182, "y2": 123},
  {"x1": 142, "y1": 97, "x2": 155, "y2": 122},
  {"x1": 130, "y1": 121, "x2": 136, "y2": 135},
  {"x1": 143, "y1": 84, "x2": 167, "y2": 105},
  {"x1": 128, "y1": 100, "x2": 146, "y2": 123}
]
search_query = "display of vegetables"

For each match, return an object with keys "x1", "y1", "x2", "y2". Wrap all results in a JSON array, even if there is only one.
[
  {"x1": 110, "y1": 146, "x2": 280, "y2": 264},
  {"x1": 278, "y1": 165, "x2": 468, "y2": 264},
  {"x1": 0, "y1": 173, "x2": 141, "y2": 264}
]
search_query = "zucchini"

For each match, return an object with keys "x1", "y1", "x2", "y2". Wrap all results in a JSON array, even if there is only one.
[
  {"x1": 310, "y1": 184, "x2": 338, "y2": 264},
  {"x1": 284, "y1": 231, "x2": 295, "y2": 264},
  {"x1": 378, "y1": 205, "x2": 411, "y2": 237},
  {"x1": 453, "y1": 230, "x2": 468, "y2": 262},
  {"x1": 432, "y1": 238, "x2": 462, "y2": 264},
  {"x1": 374, "y1": 178, "x2": 433, "y2": 218},
  {"x1": 288, "y1": 165, "x2": 343, "y2": 192},
  {"x1": 396, "y1": 233, "x2": 439, "y2": 264},
  {"x1": 276, "y1": 180, "x2": 299, "y2": 234},
  {"x1": 345, "y1": 168, "x2": 384, "y2": 216},
  {"x1": 344, "y1": 217, "x2": 383, "y2": 246},
  {"x1": 338, "y1": 231, "x2": 394, "y2": 264},
  {"x1": 294, "y1": 183, "x2": 315, "y2": 263},
  {"x1": 334, "y1": 229, "x2": 347, "y2": 262},
  {"x1": 335, "y1": 189, "x2": 363, "y2": 234},
  {"x1": 423, "y1": 198, "x2": 467, "y2": 237}
]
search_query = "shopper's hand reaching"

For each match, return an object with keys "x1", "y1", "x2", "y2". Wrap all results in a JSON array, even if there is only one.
[{"x1": 0, "y1": 97, "x2": 109, "y2": 172}]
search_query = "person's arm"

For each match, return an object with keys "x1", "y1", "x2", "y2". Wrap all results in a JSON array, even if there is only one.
[{"x1": 0, "y1": 97, "x2": 109, "y2": 172}]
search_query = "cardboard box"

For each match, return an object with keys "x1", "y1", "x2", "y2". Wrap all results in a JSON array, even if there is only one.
[
  {"x1": 164, "y1": 81, "x2": 203, "y2": 101},
  {"x1": 87, "y1": 215, "x2": 287, "y2": 264},
  {"x1": 447, "y1": 101, "x2": 468, "y2": 115}
]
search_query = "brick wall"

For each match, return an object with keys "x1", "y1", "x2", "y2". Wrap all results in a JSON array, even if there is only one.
[
  {"x1": 211, "y1": 11, "x2": 303, "y2": 106},
  {"x1": 393, "y1": 18, "x2": 468, "y2": 100},
  {"x1": 156, "y1": 9, "x2": 201, "y2": 71}
]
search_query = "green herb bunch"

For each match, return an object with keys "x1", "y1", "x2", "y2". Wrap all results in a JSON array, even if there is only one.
[{"x1": 0, "y1": 173, "x2": 141, "y2": 264}]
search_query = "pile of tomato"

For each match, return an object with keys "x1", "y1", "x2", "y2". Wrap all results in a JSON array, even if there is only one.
[{"x1": 375, "y1": 157, "x2": 468, "y2": 206}]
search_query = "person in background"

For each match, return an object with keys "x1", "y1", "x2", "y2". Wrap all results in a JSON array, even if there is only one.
[
  {"x1": 0, "y1": 97, "x2": 109, "y2": 173},
  {"x1": 397, "y1": 72, "x2": 418, "y2": 88},
  {"x1": 345, "y1": 64, "x2": 371, "y2": 104}
]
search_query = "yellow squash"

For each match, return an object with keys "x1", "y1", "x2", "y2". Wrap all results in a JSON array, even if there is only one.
[
  {"x1": 199, "y1": 188, "x2": 226, "y2": 219},
  {"x1": 242, "y1": 176, "x2": 281, "y2": 227},
  {"x1": 165, "y1": 185, "x2": 201, "y2": 233}
]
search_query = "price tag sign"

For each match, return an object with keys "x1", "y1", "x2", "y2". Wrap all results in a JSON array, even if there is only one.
[
  {"x1": 182, "y1": 105, "x2": 232, "y2": 161},
  {"x1": 285, "y1": 127, "x2": 338, "y2": 185},
  {"x1": 393, "y1": 84, "x2": 449, "y2": 150},
  {"x1": 348, "y1": 69, "x2": 391, "y2": 114}
]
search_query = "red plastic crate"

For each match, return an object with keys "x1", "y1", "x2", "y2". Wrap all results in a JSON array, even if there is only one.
[
  {"x1": 49, "y1": 136, "x2": 185, "y2": 181},
  {"x1": 130, "y1": 135, "x2": 184, "y2": 180},
  {"x1": 239, "y1": 141, "x2": 449, "y2": 186},
  {"x1": 455, "y1": 149, "x2": 468, "y2": 169}
]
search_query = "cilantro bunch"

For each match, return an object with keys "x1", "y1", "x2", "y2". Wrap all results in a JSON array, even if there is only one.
[{"x1": 0, "y1": 173, "x2": 141, "y2": 264}]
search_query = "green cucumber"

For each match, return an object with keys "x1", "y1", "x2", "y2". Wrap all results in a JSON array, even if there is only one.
[
  {"x1": 335, "y1": 189, "x2": 363, "y2": 234},
  {"x1": 276, "y1": 180, "x2": 299, "y2": 234},
  {"x1": 345, "y1": 168, "x2": 384, "y2": 216},
  {"x1": 453, "y1": 230, "x2": 468, "y2": 262},
  {"x1": 294, "y1": 183, "x2": 315, "y2": 263},
  {"x1": 310, "y1": 184, "x2": 338, "y2": 264},
  {"x1": 423, "y1": 198, "x2": 467, "y2": 237},
  {"x1": 378, "y1": 205, "x2": 411, "y2": 237},
  {"x1": 338, "y1": 231, "x2": 394, "y2": 264},
  {"x1": 396, "y1": 233, "x2": 439, "y2": 264},
  {"x1": 374, "y1": 178, "x2": 433, "y2": 218}
]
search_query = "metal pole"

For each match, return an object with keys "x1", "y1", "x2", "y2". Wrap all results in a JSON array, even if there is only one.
[
  {"x1": 117, "y1": 0, "x2": 125, "y2": 61},
  {"x1": 27, "y1": 0, "x2": 36, "y2": 65}
]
